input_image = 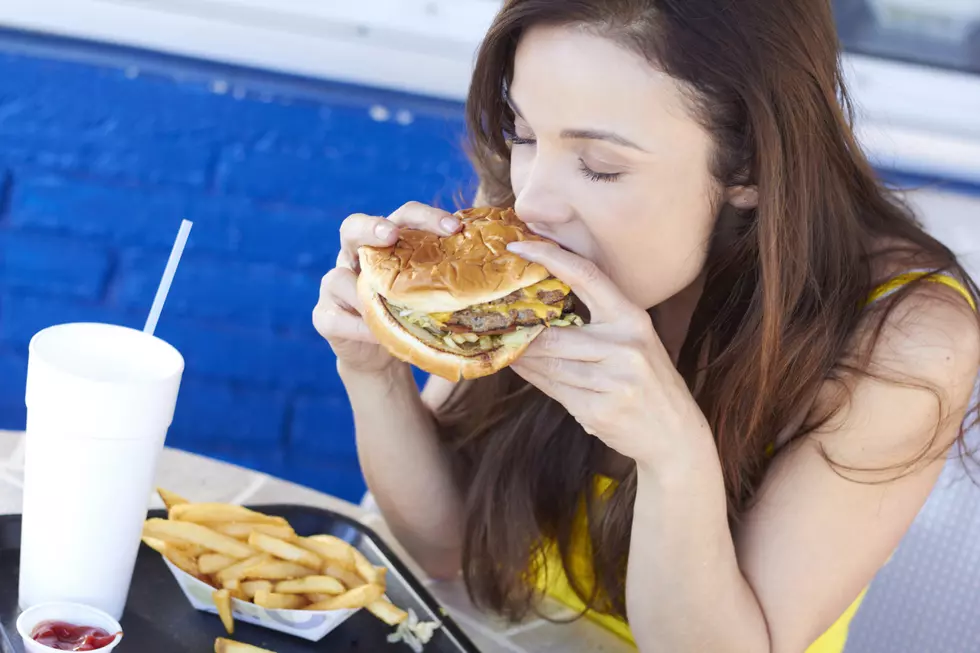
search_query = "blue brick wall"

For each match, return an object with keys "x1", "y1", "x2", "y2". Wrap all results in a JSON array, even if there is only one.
[{"x1": 0, "y1": 33, "x2": 475, "y2": 502}]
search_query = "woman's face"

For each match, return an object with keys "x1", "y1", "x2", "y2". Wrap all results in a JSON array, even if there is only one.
[{"x1": 509, "y1": 25, "x2": 722, "y2": 309}]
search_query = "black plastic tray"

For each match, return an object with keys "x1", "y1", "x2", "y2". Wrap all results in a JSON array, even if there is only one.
[{"x1": 0, "y1": 505, "x2": 480, "y2": 652}]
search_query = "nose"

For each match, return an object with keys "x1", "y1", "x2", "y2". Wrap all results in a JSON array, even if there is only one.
[
  {"x1": 513, "y1": 163, "x2": 575, "y2": 230},
  {"x1": 514, "y1": 180, "x2": 574, "y2": 235}
]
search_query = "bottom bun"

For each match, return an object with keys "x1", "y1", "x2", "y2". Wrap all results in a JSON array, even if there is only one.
[{"x1": 357, "y1": 274, "x2": 543, "y2": 381}]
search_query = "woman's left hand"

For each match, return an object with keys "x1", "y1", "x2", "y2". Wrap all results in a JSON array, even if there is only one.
[{"x1": 507, "y1": 241, "x2": 711, "y2": 466}]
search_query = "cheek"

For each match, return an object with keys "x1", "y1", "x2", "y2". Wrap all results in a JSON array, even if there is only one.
[
  {"x1": 591, "y1": 202, "x2": 716, "y2": 308},
  {"x1": 605, "y1": 238, "x2": 710, "y2": 308}
]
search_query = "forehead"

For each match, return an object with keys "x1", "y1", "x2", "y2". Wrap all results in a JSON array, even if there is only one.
[{"x1": 509, "y1": 24, "x2": 695, "y2": 135}]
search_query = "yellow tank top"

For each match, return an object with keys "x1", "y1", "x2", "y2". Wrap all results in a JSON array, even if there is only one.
[{"x1": 536, "y1": 272, "x2": 975, "y2": 651}]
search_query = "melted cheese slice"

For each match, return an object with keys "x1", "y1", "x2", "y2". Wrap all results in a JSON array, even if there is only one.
[
  {"x1": 429, "y1": 278, "x2": 571, "y2": 324},
  {"x1": 525, "y1": 278, "x2": 571, "y2": 294}
]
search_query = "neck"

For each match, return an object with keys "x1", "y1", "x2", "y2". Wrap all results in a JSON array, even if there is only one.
[{"x1": 650, "y1": 272, "x2": 706, "y2": 363}]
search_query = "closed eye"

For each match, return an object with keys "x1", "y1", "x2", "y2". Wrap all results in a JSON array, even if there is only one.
[
  {"x1": 509, "y1": 133, "x2": 622, "y2": 182},
  {"x1": 579, "y1": 161, "x2": 622, "y2": 183}
]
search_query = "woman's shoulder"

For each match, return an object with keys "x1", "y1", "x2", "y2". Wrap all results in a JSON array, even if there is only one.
[
  {"x1": 861, "y1": 240, "x2": 978, "y2": 366},
  {"x1": 808, "y1": 252, "x2": 980, "y2": 470},
  {"x1": 863, "y1": 276, "x2": 978, "y2": 378}
]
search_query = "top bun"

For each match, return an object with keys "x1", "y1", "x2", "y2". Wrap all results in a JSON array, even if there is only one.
[{"x1": 358, "y1": 207, "x2": 553, "y2": 313}]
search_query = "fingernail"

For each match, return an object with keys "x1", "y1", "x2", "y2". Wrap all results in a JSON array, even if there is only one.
[
  {"x1": 440, "y1": 217, "x2": 460, "y2": 234},
  {"x1": 375, "y1": 222, "x2": 394, "y2": 239},
  {"x1": 506, "y1": 241, "x2": 528, "y2": 253}
]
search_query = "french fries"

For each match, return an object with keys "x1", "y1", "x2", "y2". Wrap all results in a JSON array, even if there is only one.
[
  {"x1": 248, "y1": 532, "x2": 321, "y2": 570},
  {"x1": 212, "y1": 522, "x2": 296, "y2": 541},
  {"x1": 146, "y1": 489, "x2": 415, "y2": 637},
  {"x1": 306, "y1": 583, "x2": 385, "y2": 611},
  {"x1": 215, "y1": 639, "x2": 275, "y2": 653},
  {"x1": 142, "y1": 521, "x2": 192, "y2": 547},
  {"x1": 180, "y1": 544, "x2": 209, "y2": 558},
  {"x1": 164, "y1": 548, "x2": 201, "y2": 578},
  {"x1": 368, "y1": 598, "x2": 410, "y2": 626},
  {"x1": 253, "y1": 590, "x2": 307, "y2": 610},
  {"x1": 141, "y1": 537, "x2": 202, "y2": 578},
  {"x1": 157, "y1": 487, "x2": 189, "y2": 510},
  {"x1": 140, "y1": 535, "x2": 167, "y2": 554},
  {"x1": 221, "y1": 579, "x2": 246, "y2": 599},
  {"x1": 274, "y1": 576, "x2": 345, "y2": 596},
  {"x1": 199, "y1": 553, "x2": 237, "y2": 575},
  {"x1": 143, "y1": 519, "x2": 256, "y2": 559},
  {"x1": 351, "y1": 548, "x2": 386, "y2": 585},
  {"x1": 142, "y1": 527, "x2": 210, "y2": 559},
  {"x1": 240, "y1": 580, "x2": 273, "y2": 600},
  {"x1": 323, "y1": 564, "x2": 365, "y2": 589},
  {"x1": 213, "y1": 589, "x2": 234, "y2": 634},
  {"x1": 169, "y1": 503, "x2": 289, "y2": 526},
  {"x1": 241, "y1": 560, "x2": 318, "y2": 581},
  {"x1": 216, "y1": 554, "x2": 273, "y2": 585},
  {"x1": 296, "y1": 535, "x2": 356, "y2": 571}
]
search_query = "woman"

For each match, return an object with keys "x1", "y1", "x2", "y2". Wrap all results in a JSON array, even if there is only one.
[{"x1": 313, "y1": 1, "x2": 980, "y2": 651}]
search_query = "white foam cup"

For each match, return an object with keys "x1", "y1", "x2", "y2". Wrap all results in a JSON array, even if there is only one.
[{"x1": 18, "y1": 323, "x2": 184, "y2": 620}]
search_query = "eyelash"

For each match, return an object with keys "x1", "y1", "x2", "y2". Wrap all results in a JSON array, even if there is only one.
[
  {"x1": 578, "y1": 162, "x2": 621, "y2": 183},
  {"x1": 508, "y1": 136, "x2": 623, "y2": 183}
]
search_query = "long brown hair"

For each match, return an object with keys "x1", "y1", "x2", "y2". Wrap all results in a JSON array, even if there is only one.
[{"x1": 435, "y1": 0, "x2": 979, "y2": 624}]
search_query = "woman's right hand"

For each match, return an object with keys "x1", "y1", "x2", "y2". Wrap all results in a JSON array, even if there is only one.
[{"x1": 313, "y1": 202, "x2": 462, "y2": 376}]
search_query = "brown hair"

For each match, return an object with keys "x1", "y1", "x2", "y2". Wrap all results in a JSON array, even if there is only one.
[{"x1": 436, "y1": 0, "x2": 979, "y2": 625}]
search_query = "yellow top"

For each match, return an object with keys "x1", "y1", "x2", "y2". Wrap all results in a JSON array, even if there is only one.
[
  {"x1": 537, "y1": 272, "x2": 975, "y2": 651},
  {"x1": 865, "y1": 270, "x2": 976, "y2": 311}
]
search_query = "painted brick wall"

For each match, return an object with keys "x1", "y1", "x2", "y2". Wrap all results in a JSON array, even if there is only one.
[{"x1": 0, "y1": 35, "x2": 476, "y2": 502}]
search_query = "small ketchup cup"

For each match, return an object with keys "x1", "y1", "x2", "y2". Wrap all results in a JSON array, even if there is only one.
[{"x1": 16, "y1": 602, "x2": 123, "y2": 652}]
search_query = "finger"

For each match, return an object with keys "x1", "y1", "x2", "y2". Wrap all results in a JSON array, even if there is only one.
[
  {"x1": 510, "y1": 362, "x2": 601, "y2": 426},
  {"x1": 320, "y1": 267, "x2": 363, "y2": 315},
  {"x1": 522, "y1": 326, "x2": 606, "y2": 361},
  {"x1": 312, "y1": 304, "x2": 376, "y2": 343},
  {"x1": 339, "y1": 203, "x2": 461, "y2": 272},
  {"x1": 510, "y1": 361, "x2": 569, "y2": 401},
  {"x1": 336, "y1": 248, "x2": 353, "y2": 269},
  {"x1": 339, "y1": 213, "x2": 400, "y2": 271},
  {"x1": 511, "y1": 357, "x2": 610, "y2": 392},
  {"x1": 506, "y1": 241, "x2": 631, "y2": 324},
  {"x1": 387, "y1": 201, "x2": 461, "y2": 235}
]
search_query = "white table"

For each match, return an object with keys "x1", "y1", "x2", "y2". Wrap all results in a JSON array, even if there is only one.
[
  {"x1": 6, "y1": 426, "x2": 980, "y2": 652},
  {"x1": 0, "y1": 431, "x2": 633, "y2": 653}
]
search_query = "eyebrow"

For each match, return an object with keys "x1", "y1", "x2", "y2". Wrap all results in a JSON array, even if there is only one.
[
  {"x1": 559, "y1": 128, "x2": 648, "y2": 152},
  {"x1": 507, "y1": 96, "x2": 649, "y2": 153}
]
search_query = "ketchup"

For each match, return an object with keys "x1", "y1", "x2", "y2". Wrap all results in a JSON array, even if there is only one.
[{"x1": 30, "y1": 620, "x2": 121, "y2": 651}]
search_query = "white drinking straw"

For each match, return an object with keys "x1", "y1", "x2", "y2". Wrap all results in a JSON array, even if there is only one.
[{"x1": 143, "y1": 219, "x2": 193, "y2": 336}]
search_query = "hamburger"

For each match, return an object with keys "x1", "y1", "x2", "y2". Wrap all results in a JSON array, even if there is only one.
[{"x1": 357, "y1": 207, "x2": 584, "y2": 381}]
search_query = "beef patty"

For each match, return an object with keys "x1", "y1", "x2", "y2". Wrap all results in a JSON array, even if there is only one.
[{"x1": 447, "y1": 292, "x2": 573, "y2": 333}]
